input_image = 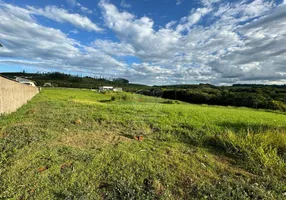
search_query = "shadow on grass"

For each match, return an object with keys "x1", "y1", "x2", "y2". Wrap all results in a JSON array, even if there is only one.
[
  {"x1": 263, "y1": 109, "x2": 286, "y2": 116},
  {"x1": 99, "y1": 99, "x2": 113, "y2": 103},
  {"x1": 161, "y1": 121, "x2": 286, "y2": 169},
  {"x1": 217, "y1": 122, "x2": 286, "y2": 134},
  {"x1": 119, "y1": 133, "x2": 135, "y2": 140}
]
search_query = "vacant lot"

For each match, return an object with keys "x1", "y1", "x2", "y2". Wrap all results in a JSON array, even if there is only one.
[{"x1": 0, "y1": 88, "x2": 285, "y2": 199}]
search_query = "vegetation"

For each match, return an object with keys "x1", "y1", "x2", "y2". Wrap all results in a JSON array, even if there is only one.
[
  {"x1": 0, "y1": 72, "x2": 148, "y2": 90},
  {"x1": 159, "y1": 84, "x2": 286, "y2": 111},
  {"x1": 0, "y1": 88, "x2": 286, "y2": 199},
  {"x1": 2, "y1": 72, "x2": 285, "y2": 111}
]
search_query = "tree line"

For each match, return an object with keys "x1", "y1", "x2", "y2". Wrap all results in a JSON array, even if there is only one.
[
  {"x1": 159, "y1": 85, "x2": 286, "y2": 111},
  {"x1": 0, "y1": 72, "x2": 147, "y2": 90}
]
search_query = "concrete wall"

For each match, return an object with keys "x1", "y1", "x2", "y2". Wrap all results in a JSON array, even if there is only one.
[{"x1": 0, "y1": 76, "x2": 39, "y2": 114}]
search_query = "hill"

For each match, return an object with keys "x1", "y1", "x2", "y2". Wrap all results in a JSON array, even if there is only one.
[{"x1": 0, "y1": 88, "x2": 285, "y2": 199}]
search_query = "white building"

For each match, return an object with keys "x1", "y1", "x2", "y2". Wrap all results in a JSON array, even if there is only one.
[
  {"x1": 15, "y1": 77, "x2": 36, "y2": 87},
  {"x1": 99, "y1": 86, "x2": 114, "y2": 92},
  {"x1": 43, "y1": 83, "x2": 52, "y2": 87},
  {"x1": 99, "y1": 86, "x2": 123, "y2": 92}
]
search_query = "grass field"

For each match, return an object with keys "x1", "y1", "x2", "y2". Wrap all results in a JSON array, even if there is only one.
[{"x1": 0, "y1": 88, "x2": 286, "y2": 199}]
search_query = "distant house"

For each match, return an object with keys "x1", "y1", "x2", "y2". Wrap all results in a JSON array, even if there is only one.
[
  {"x1": 99, "y1": 86, "x2": 123, "y2": 92},
  {"x1": 99, "y1": 86, "x2": 114, "y2": 92},
  {"x1": 15, "y1": 77, "x2": 36, "y2": 87},
  {"x1": 43, "y1": 83, "x2": 52, "y2": 87}
]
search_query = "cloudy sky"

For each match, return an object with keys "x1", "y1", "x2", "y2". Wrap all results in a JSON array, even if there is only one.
[{"x1": 0, "y1": 0, "x2": 286, "y2": 85}]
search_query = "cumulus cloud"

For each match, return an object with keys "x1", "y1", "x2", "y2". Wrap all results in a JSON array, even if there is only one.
[
  {"x1": 92, "y1": 40, "x2": 135, "y2": 57},
  {"x1": 0, "y1": 2, "x2": 125, "y2": 77},
  {"x1": 120, "y1": 0, "x2": 131, "y2": 8},
  {"x1": 28, "y1": 6, "x2": 102, "y2": 32},
  {"x1": 98, "y1": 0, "x2": 286, "y2": 84},
  {"x1": 69, "y1": 29, "x2": 79, "y2": 34},
  {"x1": 99, "y1": 1, "x2": 182, "y2": 62},
  {"x1": 176, "y1": 7, "x2": 211, "y2": 32},
  {"x1": 1, "y1": 0, "x2": 286, "y2": 85}
]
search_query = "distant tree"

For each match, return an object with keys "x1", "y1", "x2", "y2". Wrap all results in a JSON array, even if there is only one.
[{"x1": 113, "y1": 78, "x2": 129, "y2": 85}]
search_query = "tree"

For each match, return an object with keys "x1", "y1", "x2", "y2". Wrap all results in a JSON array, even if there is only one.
[{"x1": 113, "y1": 78, "x2": 129, "y2": 85}]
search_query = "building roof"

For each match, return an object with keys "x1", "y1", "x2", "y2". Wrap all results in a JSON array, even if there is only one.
[{"x1": 100, "y1": 86, "x2": 114, "y2": 88}]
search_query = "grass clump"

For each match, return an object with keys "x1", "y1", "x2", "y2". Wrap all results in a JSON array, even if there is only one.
[
  {"x1": 111, "y1": 92, "x2": 134, "y2": 101},
  {"x1": 162, "y1": 100, "x2": 181, "y2": 104}
]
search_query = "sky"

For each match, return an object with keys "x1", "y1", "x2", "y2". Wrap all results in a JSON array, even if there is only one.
[{"x1": 0, "y1": 0, "x2": 286, "y2": 85}]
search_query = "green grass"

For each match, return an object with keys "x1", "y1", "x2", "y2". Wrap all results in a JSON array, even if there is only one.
[{"x1": 0, "y1": 88, "x2": 286, "y2": 199}]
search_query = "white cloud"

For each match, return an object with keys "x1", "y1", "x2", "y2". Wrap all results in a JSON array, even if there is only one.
[
  {"x1": 166, "y1": 20, "x2": 177, "y2": 29},
  {"x1": 242, "y1": 3, "x2": 286, "y2": 29},
  {"x1": 0, "y1": 2, "x2": 126, "y2": 78},
  {"x1": 243, "y1": 0, "x2": 272, "y2": 16},
  {"x1": 0, "y1": 3, "x2": 34, "y2": 22},
  {"x1": 1, "y1": 0, "x2": 286, "y2": 85},
  {"x1": 120, "y1": 0, "x2": 131, "y2": 8},
  {"x1": 66, "y1": 0, "x2": 92, "y2": 14},
  {"x1": 98, "y1": 0, "x2": 286, "y2": 84},
  {"x1": 92, "y1": 40, "x2": 135, "y2": 57},
  {"x1": 76, "y1": 2, "x2": 93, "y2": 14},
  {"x1": 200, "y1": 0, "x2": 221, "y2": 7},
  {"x1": 99, "y1": 1, "x2": 182, "y2": 62},
  {"x1": 66, "y1": 0, "x2": 76, "y2": 7},
  {"x1": 69, "y1": 29, "x2": 79, "y2": 34},
  {"x1": 176, "y1": 0, "x2": 183, "y2": 6},
  {"x1": 28, "y1": 6, "x2": 102, "y2": 32},
  {"x1": 176, "y1": 7, "x2": 211, "y2": 32}
]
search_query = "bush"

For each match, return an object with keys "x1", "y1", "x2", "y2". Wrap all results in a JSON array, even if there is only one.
[
  {"x1": 268, "y1": 101, "x2": 286, "y2": 111},
  {"x1": 163, "y1": 100, "x2": 181, "y2": 104},
  {"x1": 111, "y1": 93, "x2": 133, "y2": 101}
]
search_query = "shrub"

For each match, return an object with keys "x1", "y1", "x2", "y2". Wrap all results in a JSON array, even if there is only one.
[
  {"x1": 163, "y1": 100, "x2": 181, "y2": 104},
  {"x1": 111, "y1": 93, "x2": 133, "y2": 101}
]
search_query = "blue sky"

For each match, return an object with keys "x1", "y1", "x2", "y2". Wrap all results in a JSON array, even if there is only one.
[{"x1": 0, "y1": 0, "x2": 286, "y2": 85}]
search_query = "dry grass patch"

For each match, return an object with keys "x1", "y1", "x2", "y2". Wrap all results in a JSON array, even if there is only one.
[
  {"x1": 72, "y1": 99, "x2": 106, "y2": 106},
  {"x1": 51, "y1": 130, "x2": 131, "y2": 149}
]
